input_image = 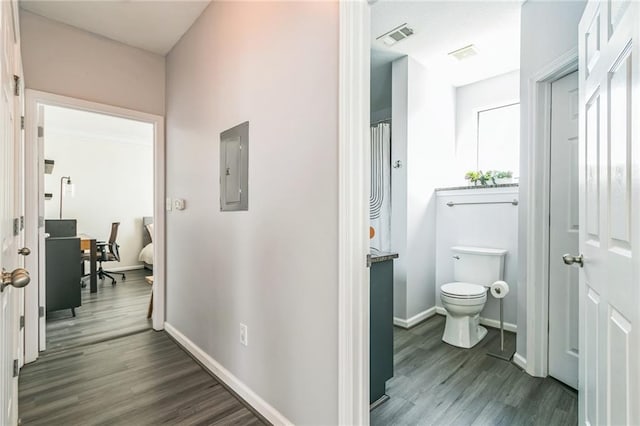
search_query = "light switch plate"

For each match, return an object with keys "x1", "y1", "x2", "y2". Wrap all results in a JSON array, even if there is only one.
[{"x1": 174, "y1": 199, "x2": 186, "y2": 210}]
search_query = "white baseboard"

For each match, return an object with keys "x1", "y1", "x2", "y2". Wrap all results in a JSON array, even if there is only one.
[
  {"x1": 434, "y1": 306, "x2": 518, "y2": 333},
  {"x1": 82, "y1": 263, "x2": 145, "y2": 272},
  {"x1": 393, "y1": 307, "x2": 437, "y2": 329},
  {"x1": 513, "y1": 352, "x2": 527, "y2": 371},
  {"x1": 164, "y1": 323, "x2": 293, "y2": 426}
]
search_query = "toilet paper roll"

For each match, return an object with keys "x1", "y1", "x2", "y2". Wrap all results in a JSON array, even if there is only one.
[{"x1": 490, "y1": 281, "x2": 509, "y2": 298}]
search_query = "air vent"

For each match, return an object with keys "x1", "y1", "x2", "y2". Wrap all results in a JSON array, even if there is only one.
[
  {"x1": 448, "y1": 44, "x2": 478, "y2": 61},
  {"x1": 377, "y1": 23, "x2": 414, "y2": 46}
]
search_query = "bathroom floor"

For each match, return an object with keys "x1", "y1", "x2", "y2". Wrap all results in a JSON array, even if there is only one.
[{"x1": 371, "y1": 315, "x2": 578, "y2": 426}]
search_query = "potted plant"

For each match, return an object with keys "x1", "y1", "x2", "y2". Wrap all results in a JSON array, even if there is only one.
[
  {"x1": 492, "y1": 170, "x2": 513, "y2": 185},
  {"x1": 464, "y1": 170, "x2": 493, "y2": 186}
]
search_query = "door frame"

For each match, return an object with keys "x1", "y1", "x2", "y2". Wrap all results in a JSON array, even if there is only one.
[
  {"x1": 337, "y1": 0, "x2": 371, "y2": 424},
  {"x1": 23, "y1": 89, "x2": 166, "y2": 363},
  {"x1": 522, "y1": 48, "x2": 578, "y2": 377}
]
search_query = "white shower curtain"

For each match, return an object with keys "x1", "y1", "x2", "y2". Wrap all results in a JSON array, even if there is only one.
[{"x1": 370, "y1": 122, "x2": 391, "y2": 252}]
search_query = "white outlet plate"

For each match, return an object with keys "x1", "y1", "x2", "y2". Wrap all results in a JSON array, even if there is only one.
[{"x1": 240, "y1": 323, "x2": 248, "y2": 346}]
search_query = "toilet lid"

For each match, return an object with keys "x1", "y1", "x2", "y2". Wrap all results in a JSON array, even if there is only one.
[{"x1": 441, "y1": 282, "x2": 486, "y2": 298}]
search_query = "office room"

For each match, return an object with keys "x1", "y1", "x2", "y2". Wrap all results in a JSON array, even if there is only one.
[{"x1": 42, "y1": 105, "x2": 155, "y2": 351}]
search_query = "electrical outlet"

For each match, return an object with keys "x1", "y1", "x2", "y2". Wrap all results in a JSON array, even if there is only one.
[{"x1": 240, "y1": 323, "x2": 248, "y2": 346}]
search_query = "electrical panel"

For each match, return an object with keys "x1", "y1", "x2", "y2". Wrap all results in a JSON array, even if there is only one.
[{"x1": 220, "y1": 121, "x2": 249, "y2": 211}]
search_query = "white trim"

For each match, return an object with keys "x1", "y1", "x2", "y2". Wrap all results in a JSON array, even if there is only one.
[
  {"x1": 434, "y1": 306, "x2": 517, "y2": 333},
  {"x1": 338, "y1": 1, "x2": 371, "y2": 424},
  {"x1": 522, "y1": 49, "x2": 578, "y2": 377},
  {"x1": 164, "y1": 323, "x2": 293, "y2": 426},
  {"x1": 393, "y1": 307, "x2": 437, "y2": 329},
  {"x1": 513, "y1": 352, "x2": 528, "y2": 371},
  {"x1": 24, "y1": 89, "x2": 166, "y2": 363}
]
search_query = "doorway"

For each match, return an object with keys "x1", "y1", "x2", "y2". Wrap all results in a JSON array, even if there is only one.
[
  {"x1": 23, "y1": 90, "x2": 166, "y2": 363},
  {"x1": 548, "y1": 70, "x2": 579, "y2": 389}
]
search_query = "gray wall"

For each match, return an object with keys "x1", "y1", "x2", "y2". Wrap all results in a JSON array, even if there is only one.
[
  {"x1": 20, "y1": 10, "x2": 165, "y2": 116},
  {"x1": 371, "y1": 57, "x2": 392, "y2": 123},
  {"x1": 517, "y1": 0, "x2": 586, "y2": 359},
  {"x1": 165, "y1": 2, "x2": 339, "y2": 424}
]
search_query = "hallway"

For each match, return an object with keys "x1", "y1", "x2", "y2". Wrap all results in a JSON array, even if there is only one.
[{"x1": 19, "y1": 330, "x2": 265, "y2": 425}]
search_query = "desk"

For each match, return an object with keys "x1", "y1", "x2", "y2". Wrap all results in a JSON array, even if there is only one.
[{"x1": 79, "y1": 235, "x2": 97, "y2": 293}]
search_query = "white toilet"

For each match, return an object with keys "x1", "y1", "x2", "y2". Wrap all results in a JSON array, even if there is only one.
[{"x1": 440, "y1": 246, "x2": 507, "y2": 348}]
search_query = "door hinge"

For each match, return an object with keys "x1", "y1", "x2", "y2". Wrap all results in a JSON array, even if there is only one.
[
  {"x1": 366, "y1": 254, "x2": 372, "y2": 268},
  {"x1": 20, "y1": 216, "x2": 24, "y2": 231},
  {"x1": 39, "y1": 306, "x2": 44, "y2": 318},
  {"x1": 20, "y1": 116, "x2": 24, "y2": 130},
  {"x1": 13, "y1": 359, "x2": 18, "y2": 377},
  {"x1": 19, "y1": 315, "x2": 24, "y2": 329},
  {"x1": 13, "y1": 218, "x2": 19, "y2": 236},
  {"x1": 13, "y1": 75, "x2": 20, "y2": 96},
  {"x1": 39, "y1": 216, "x2": 44, "y2": 228},
  {"x1": 37, "y1": 126, "x2": 44, "y2": 138}
]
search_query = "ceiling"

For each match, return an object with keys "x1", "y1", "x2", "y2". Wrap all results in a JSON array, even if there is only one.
[
  {"x1": 20, "y1": 0, "x2": 210, "y2": 55},
  {"x1": 371, "y1": 1, "x2": 521, "y2": 87}
]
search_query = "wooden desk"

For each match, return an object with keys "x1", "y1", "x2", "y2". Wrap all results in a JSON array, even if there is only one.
[{"x1": 79, "y1": 235, "x2": 97, "y2": 293}]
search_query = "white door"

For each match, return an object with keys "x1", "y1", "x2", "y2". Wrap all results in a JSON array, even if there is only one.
[
  {"x1": 578, "y1": 1, "x2": 640, "y2": 425},
  {"x1": 0, "y1": 1, "x2": 23, "y2": 424},
  {"x1": 549, "y1": 71, "x2": 579, "y2": 389}
]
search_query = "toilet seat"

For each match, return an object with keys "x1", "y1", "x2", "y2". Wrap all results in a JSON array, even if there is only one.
[{"x1": 441, "y1": 282, "x2": 487, "y2": 299}]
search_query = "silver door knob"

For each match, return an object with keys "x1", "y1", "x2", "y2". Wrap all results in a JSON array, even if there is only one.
[
  {"x1": 18, "y1": 247, "x2": 30, "y2": 256},
  {"x1": 1, "y1": 268, "x2": 30, "y2": 291},
  {"x1": 562, "y1": 253, "x2": 584, "y2": 267}
]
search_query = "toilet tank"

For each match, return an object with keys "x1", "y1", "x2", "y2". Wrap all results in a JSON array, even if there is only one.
[{"x1": 452, "y1": 246, "x2": 507, "y2": 286}]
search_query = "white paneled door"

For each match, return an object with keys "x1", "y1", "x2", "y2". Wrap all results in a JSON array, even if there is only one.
[
  {"x1": 1, "y1": 1, "x2": 25, "y2": 425},
  {"x1": 549, "y1": 71, "x2": 579, "y2": 390},
  {"x1": 578, "y1": 1, "x2": 640, "y2": 425}
]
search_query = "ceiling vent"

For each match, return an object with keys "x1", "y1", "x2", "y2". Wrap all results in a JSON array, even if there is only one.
[
  {"x1": 377, "y1": 24, "x2": 414, "y2": 46},
  {"x1": 448, "y1": 44, "x2": 478, "y2": 61}
]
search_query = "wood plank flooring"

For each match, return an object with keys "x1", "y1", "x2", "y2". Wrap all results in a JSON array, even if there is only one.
[
  {"x1": 371, "y1": 315, "x2": 578, "y2": 426},
  {"x1": 19, "y1": 330, "x2": 266, "y2": 425},
  {"x1": 46, "y1": 268, "x2": 152, "y2": 352}
]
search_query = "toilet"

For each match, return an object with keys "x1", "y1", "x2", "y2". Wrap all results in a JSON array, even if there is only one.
[{"x1": 440, "y1": 246, "x2": 507, "y2": 348}]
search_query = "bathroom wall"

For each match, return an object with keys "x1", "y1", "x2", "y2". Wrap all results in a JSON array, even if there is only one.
[
  {"x1": 518, "y1": 0, "x2": 586, "y2": 361},
  {"x1": 370, "y1": 54, "x2": 392, "y2": 123},
  {"x1": 455, "y1": 70, "x2": 520, "y2": 180},
  {"x1": 435, "y1": 187, "x2": 519, "y2": 329},
  {"x1": 391, "y1": 56, "x2": 456, "y2": 322}
]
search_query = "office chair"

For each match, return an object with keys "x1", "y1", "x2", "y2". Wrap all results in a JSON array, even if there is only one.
[{"x1": 82, "y1": 222, "x2": 126, "y2": 285}]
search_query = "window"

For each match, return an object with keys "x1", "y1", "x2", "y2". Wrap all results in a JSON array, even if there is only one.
[{"x1": 477, "y1": 103, "x2": 520, "y2": 176}]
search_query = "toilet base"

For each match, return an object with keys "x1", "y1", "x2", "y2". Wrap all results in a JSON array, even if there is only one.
[{"x1": 442, "y1": 313, "x2": 487, "y2": 348}]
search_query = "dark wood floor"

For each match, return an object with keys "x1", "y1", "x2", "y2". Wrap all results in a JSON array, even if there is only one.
[
  {"x1": 19, "y1": 330, "x2": 266, "y2": 425},
  {"x1": 46, "y1": 268, "x2": 152, "y2": 352},
  {"x1": 371, "y1": 315, "x2": 578, "y2": 426}
]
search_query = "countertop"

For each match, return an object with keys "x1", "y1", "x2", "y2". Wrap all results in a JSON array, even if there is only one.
[
  {"x1": 370, "y1": 251, "x2": 399, "y2": 263},
  {"x1": 435, "y1": 183, "x2": 519, "y2": 192}
]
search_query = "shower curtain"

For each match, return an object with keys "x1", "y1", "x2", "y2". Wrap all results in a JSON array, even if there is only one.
[{"x1": 370, "y1": 122, "x2": 391, "y2": 252}]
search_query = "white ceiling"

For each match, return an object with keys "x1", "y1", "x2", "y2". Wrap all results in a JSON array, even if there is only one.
[
  {"x1": 45, "y1": 105, "x2": 153, "y2": 146},
  {"x1": 371, "y1": 0, "x2": 521, "y2": 87},
  {"x1": 20, "y1": 0, "x2": 210, "y2": 55}
]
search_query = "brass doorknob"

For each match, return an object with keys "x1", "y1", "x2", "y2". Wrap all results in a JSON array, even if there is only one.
[
  {"x1": 18, "y1": 247, "x2": 30, "y2": 256},
  {"x1": 1, "y1": 268, "x2": 31, "y2": 291}
]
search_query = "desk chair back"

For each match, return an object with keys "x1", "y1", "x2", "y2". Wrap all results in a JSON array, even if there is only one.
[{"x1": 108, "y1": 222, "x2": 121, "y2": 262}]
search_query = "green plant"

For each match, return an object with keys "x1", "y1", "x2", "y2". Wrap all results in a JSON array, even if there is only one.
[
  {"x1": 464, "y1": 170, "x2": 493, "y2": 186},
  {"x1": 493, "y1": 170, "x2": 513, "y2": 179}
]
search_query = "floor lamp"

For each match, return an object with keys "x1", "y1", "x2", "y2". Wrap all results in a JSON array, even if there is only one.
[{"x1": 59, "y1": 176, "x2": 74, "y2": 219}]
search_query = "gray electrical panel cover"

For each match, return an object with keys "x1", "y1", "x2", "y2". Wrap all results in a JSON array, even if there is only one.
[{"x1": 220, "y1": 121, "x2": 249, "y2": 211}]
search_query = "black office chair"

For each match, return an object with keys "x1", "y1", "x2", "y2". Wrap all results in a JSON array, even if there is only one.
[{"x1": 82, "y1": 222, "x2": 126, "y2": 285}]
